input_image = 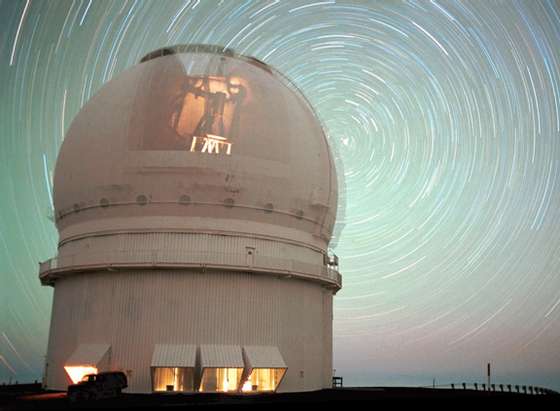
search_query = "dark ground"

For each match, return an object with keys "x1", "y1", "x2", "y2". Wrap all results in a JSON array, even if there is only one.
[{"x1": 1, "y1": 383, "x2": 558, "y2": 409}]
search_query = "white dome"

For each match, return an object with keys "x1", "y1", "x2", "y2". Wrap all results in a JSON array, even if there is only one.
[
  {"x1": 53, "y1": 45, "x2": 338, "y2": 250},
  {"x1": 42, "y1": 47, "x2": 341, "y2": 393}
]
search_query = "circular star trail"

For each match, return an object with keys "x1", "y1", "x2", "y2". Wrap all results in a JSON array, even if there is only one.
[{"x1": 1, "y1": 0, "x2": 559, "y2": 389}]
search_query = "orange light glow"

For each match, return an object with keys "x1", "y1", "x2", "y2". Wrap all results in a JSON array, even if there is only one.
[
  {"x1": 199, "y1": 368, "x2": 243, "y2": 392},
  {"x1": 172, "y1": 75, "x2": 248, "y2": 148},
  {"x1": 241, "y1": 380, "x2": 252, "y2": 392},
  {"x1": 152, "y1": 367, "x2": 195, "y2": 392},
  {"x1": 241, "y1": 368, "x2": 286, "y2": 392},
  {"x1": 64, "y1": 366, "x2": 98, "y2": 384}
]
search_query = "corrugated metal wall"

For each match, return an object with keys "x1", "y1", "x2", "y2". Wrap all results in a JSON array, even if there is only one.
[
  {"x1": 45, "y1": 269, "x2": 333, "y2": 393},
  {"x1": 151, "y1": 344, "x2": 196, "y2": 367},
  {"x1": 200, "y1": 345, "x2": 244, "y2": 368}
]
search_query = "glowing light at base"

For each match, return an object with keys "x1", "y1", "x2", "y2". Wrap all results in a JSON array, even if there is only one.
[
  {"x1": 222, "y1": 374, "x2": 229, "y2": 392},
  {"x1": 152, "y1": 367, "x2": 195, "y2": 392},
  {"x1": 242, "y1": 380, "x2": 252, "y2": 392},
  {"x1": 241, "y1": 368, "x2": 287, "y2": 392},
  {"x1": 64, "y1": 366, "x2": 98, "y2": 384},
  {"x1": 218, "y1": 368, "x2": 240, "y2": 392},
  {"x1": 199, "y1": 368, "x2": 242, "y2": 392}
]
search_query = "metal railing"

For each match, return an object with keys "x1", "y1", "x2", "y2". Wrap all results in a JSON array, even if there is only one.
[
  {"x1": 420, "y1": 382, "x2": 559, "y2": 395},
  {"x1": 39, "y1": 249, "x2": 342, "y2": 288}
]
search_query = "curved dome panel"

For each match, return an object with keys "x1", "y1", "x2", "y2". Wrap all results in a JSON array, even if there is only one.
[{"x1": 53, "y1": 46, "x2": 338, "y2": 250}]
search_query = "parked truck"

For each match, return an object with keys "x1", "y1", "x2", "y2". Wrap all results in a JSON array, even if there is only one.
[{"x1": 67, "y1": 371, "x2": 127, "y2": 401}]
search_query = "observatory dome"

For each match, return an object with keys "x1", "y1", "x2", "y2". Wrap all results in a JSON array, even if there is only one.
[
  {"x1": 53, "y1": 45, "x2": 338, "y2": 251},
  {"x1": 41, "y1": 45, "x2": 342, "y2": 394}
]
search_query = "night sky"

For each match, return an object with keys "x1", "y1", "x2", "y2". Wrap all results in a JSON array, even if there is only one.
[{"x1": 1, "y1": 0, "x2": 560, "y2": 390}]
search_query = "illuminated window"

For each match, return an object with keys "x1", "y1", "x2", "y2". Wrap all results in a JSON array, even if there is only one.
[
  {"x1": 151, "y1": 344, "x2": 196, "y2": 393},
  {"x1": 200, "y1": 367, "x2": 243, "y2": 392},
  {"x1": 241, "y1": 368, "x2": 286, "y2": 392},
  {"x1": 241, "y1": 346, "x2": 287, "y2": 393},
  {"x1": 152, "y1": 367, "x2": 194, "y2": 392},
  {"x1": 199, "y1": 345, "x2": 244, "y2": 392}
]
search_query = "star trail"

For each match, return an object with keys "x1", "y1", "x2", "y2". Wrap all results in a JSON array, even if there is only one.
[{"x1": 1, "y1": 0, "x2": 560, "y2": 390}]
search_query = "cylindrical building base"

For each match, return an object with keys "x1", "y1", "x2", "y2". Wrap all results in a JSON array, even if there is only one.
[{"x1": 44, "y1": 270, "x2": 333, "y2": 393}]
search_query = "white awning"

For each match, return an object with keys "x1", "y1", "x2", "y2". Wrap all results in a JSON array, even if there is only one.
[
  {"x1": 66, "y1": 343, "x2": 111, "y2": 367},
  {"x1": 151, "y1": 344, "x2": 196, "y2": 368},
  {"x1": 243, "y1": 346, "x2": 286, "y2": 369},
  {"x1": 200, "y1": 344, "x2": 243, "y2": 369}
]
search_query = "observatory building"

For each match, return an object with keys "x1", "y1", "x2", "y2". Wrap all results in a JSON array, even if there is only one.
[{"x1": 39, "y1": 44, "x2": 342, "y2": 394}]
